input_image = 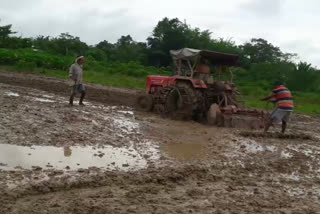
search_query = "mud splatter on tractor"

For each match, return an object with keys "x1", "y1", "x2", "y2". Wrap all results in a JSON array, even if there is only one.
[{"x1": 137, "y1": 48, "x2": 266, "y2": 129}]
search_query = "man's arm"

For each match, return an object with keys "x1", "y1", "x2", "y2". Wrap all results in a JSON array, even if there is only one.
[
  {"x1": 261, "y1": 93, "x2": 274, "y2": 101},
  {"x1": 69, "y1": 65, "x2": 76, "y2": 81}
]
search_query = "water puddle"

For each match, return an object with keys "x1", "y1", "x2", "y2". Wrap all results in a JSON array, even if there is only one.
[
  {"x1": 33, "y1": 97, "x2": 55, "y2": 103},
  {"x1": 287, "y1": 145, "x2": 320, "y2": 158},
  {"x1": 161, "y1": 143, "x2": 206, "y2": 160},
  {"x1": 238, "y1": 139, "x2": 277, "y2": 154},
  {"x1": 281, "y1": 150, "x2": 293, "y2": 159},
  {"x1": 117, "y1": 110, "x2": 134, "y2": 115},
  {"x1": 0, "y1": 144, "x2": 153, "y2": 171},
  {"x1": 112, "y1": 117, "x2": 139, "y2": 133},
  {"x1": 5, "y1": 92, "x2": 19, "y2": 97},
  {"x1": 41, "y1": 95, "x2": 54, "y2": 98}
]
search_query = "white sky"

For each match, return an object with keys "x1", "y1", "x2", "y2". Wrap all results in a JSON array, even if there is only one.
[{"x1": 0, "y1": 0, "x2": 319, "y2": 67}]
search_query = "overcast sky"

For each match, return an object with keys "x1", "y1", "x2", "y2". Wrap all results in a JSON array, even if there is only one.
[{"x1": 1, "y1": 0, "x2": 319, "y2": 67}]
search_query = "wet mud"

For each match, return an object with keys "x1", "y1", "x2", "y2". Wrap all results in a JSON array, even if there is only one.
[{"x1": 1, "y1": 70, "x2": 320, "y2": 213}]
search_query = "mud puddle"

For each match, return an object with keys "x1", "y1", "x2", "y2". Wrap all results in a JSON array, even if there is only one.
[
  {"x1": 238, "y1": 139, "x2": 277, "y2": 153},
  {"x1": 161, "y1": 143, "x2": 207, "y2": 160},
  {"x1": 32, "y1": 97, "x2": 55, "y2": 103},
  {"x1": 4, "y1": 91, "x2": 19, "y2": 97},
  {"x1": 0, "y1": 144, "x2": 156, "y2": 171}
]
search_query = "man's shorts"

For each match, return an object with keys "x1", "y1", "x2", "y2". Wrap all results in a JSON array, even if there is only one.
[
  {"x1": 270, "y1": 108, "x2": 291, "y2": 122},
  {"x1": 72, "y1": 84, "x2": 85, "y2": 94}
]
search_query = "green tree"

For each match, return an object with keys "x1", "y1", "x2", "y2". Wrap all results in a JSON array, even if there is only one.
[
  {"x1": 286, "y1": 62, "x2": 320, "y2": 92},
  {"x1": 0, "y1": 24, "x2": 16, "y2": 38},
  {"x1": 95, "y1": 36, "x2": 148, "y2": 64},
  {"x1": 33, "y1": 36, "x2": 51, "y2": 50},
  {"x1": 147, "y1": 18, "x2": 190, "y2": 66},
  {"x1": 0, "y1": 23, "x2": 32, "y2": 49},
  {"x1": 241, "y1": 38, "x2": 282, "y2": 64},
  {"x1": 114, "y1": 35, "x2": 147, "y2": 64},
  {"x1": 147, "y1": 17, "x2": 241, "y2": 67},
  {"x1": 33, "y1": 33, "x2": 88, "y2": 56},
  {"x1": 96, "y1": 40, "x2": 116, "y2": 61},
  {"x1": 240, "y1": 38, "x2": 296, "y2": 64},
  {"x1": 55, "y1": 33, "x2": 88, "y2": 56}
]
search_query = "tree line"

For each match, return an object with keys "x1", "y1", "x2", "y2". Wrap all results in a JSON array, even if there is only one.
[{"x1": 0, "y1": 17, "x2": 319, "y2": 92}]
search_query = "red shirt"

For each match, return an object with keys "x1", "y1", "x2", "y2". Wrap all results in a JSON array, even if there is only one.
[{"x1": 271, "y1": 85, "x2": 293, "y2": 111}]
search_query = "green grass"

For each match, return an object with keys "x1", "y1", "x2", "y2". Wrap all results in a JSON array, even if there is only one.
[
  {"x1": 1, "y1": 65, "x2": 319, "y2": 115},
  {"x1": 241, "y1": 96, "x2": 320, "y2": 114},
  {"x1": 292, "y1": 92, "x2": 320, "y2": 114},
  {"x1": 239, "y1": 90, "x2": 320, "y2": 115},
  {"x1": 83, "y1": 71, "x2": 145, "y2": 89}
]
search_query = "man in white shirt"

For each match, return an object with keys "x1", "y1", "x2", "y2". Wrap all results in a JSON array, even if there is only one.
[{"x1": 69, "y1": 56, "x2": 86, "y2": 106}]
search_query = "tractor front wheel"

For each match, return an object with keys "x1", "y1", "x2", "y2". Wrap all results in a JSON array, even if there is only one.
[{"x1": 136, "y1": 94, "x2": 154, "y2": 111}]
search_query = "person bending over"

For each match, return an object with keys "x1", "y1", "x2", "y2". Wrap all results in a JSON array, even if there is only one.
[{"x1": 261, "y1": 81, "x2": 293, "y2": 134}]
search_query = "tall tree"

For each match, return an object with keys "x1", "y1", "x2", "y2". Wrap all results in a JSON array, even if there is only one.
[
  {"x1": 147, "y1": 17, "x2": 240, "y2": 66},
  {"x1": 49, "y1": 33, "x2": 88, "y2": 56},
  {"x1": 240, "y1": 38, "x2": 296, "y2": 64},
  {"x1": 0, "y1": 23, "x2": 16, "y2": 39},
  {"x1": 147, "y1": 18, "x2": 189, "y2": 66},
  {"x1": 0, "y1": 23, "x2": 32, "y2": 49}
]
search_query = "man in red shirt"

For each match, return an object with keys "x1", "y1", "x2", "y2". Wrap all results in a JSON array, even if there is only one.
[
  {"x1": 196, "y1": 59, "x2": 210, "y2": 74},
  {"x1": 261, "y1": 82, "x2": 293, "y2": 134}
]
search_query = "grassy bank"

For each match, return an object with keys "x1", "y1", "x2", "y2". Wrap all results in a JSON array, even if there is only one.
[
  {"x1": 1, "y1": 65, "x2": 319, "y2": 115},
  {"x1": 0, "y1": 65, "x2": 146, "y2": 89}
]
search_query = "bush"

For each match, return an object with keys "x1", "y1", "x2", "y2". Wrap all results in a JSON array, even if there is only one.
[
  {"x1": 0, "y1": 48, "x2": 73, "y2": 70},
  {"x1": 16, "y1": 59, "x2": 36, "y2": 71}
]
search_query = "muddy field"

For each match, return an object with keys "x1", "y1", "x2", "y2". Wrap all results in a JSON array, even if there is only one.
[{"x1": 1, "y1": 70, "x2": 320, "y2": 214}]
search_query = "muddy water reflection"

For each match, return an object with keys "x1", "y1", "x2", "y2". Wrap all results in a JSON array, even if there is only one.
[
  {"x1": 161, "y1": 143, "x2": 206, "y2": 160},
  {"x1": 0, "y1": 144, "x2": 152, "y2": 171}
]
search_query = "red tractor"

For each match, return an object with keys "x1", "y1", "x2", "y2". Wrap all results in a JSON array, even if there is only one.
[{"x1": 137, "y1": 48, "x2": 265, "y2": 128}]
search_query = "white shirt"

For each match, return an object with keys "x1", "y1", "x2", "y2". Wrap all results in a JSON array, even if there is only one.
[{"x1": 69, "y1": 63, "x2": 83, "y2": 85}]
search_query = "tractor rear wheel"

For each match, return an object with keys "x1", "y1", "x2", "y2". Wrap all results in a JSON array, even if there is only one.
[
  {"x1": 165, "y1": 81, "x2": 204, "y2": 120},
  {"x1": 136, "y1": 94, "x2": 154, "y2": 111}
]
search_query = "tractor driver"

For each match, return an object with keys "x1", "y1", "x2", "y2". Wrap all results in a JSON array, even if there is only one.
[
  {"x1": 195, "y1": 59, "x2": 214, "y2": 84},
  {"x1": 196, "y1": 58, "x2": 210, "y2": 74}
]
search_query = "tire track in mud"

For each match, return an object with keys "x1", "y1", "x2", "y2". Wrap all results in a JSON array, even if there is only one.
[{"x1": 2, "y1": 165, "x2": 320, "y2": 214}]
